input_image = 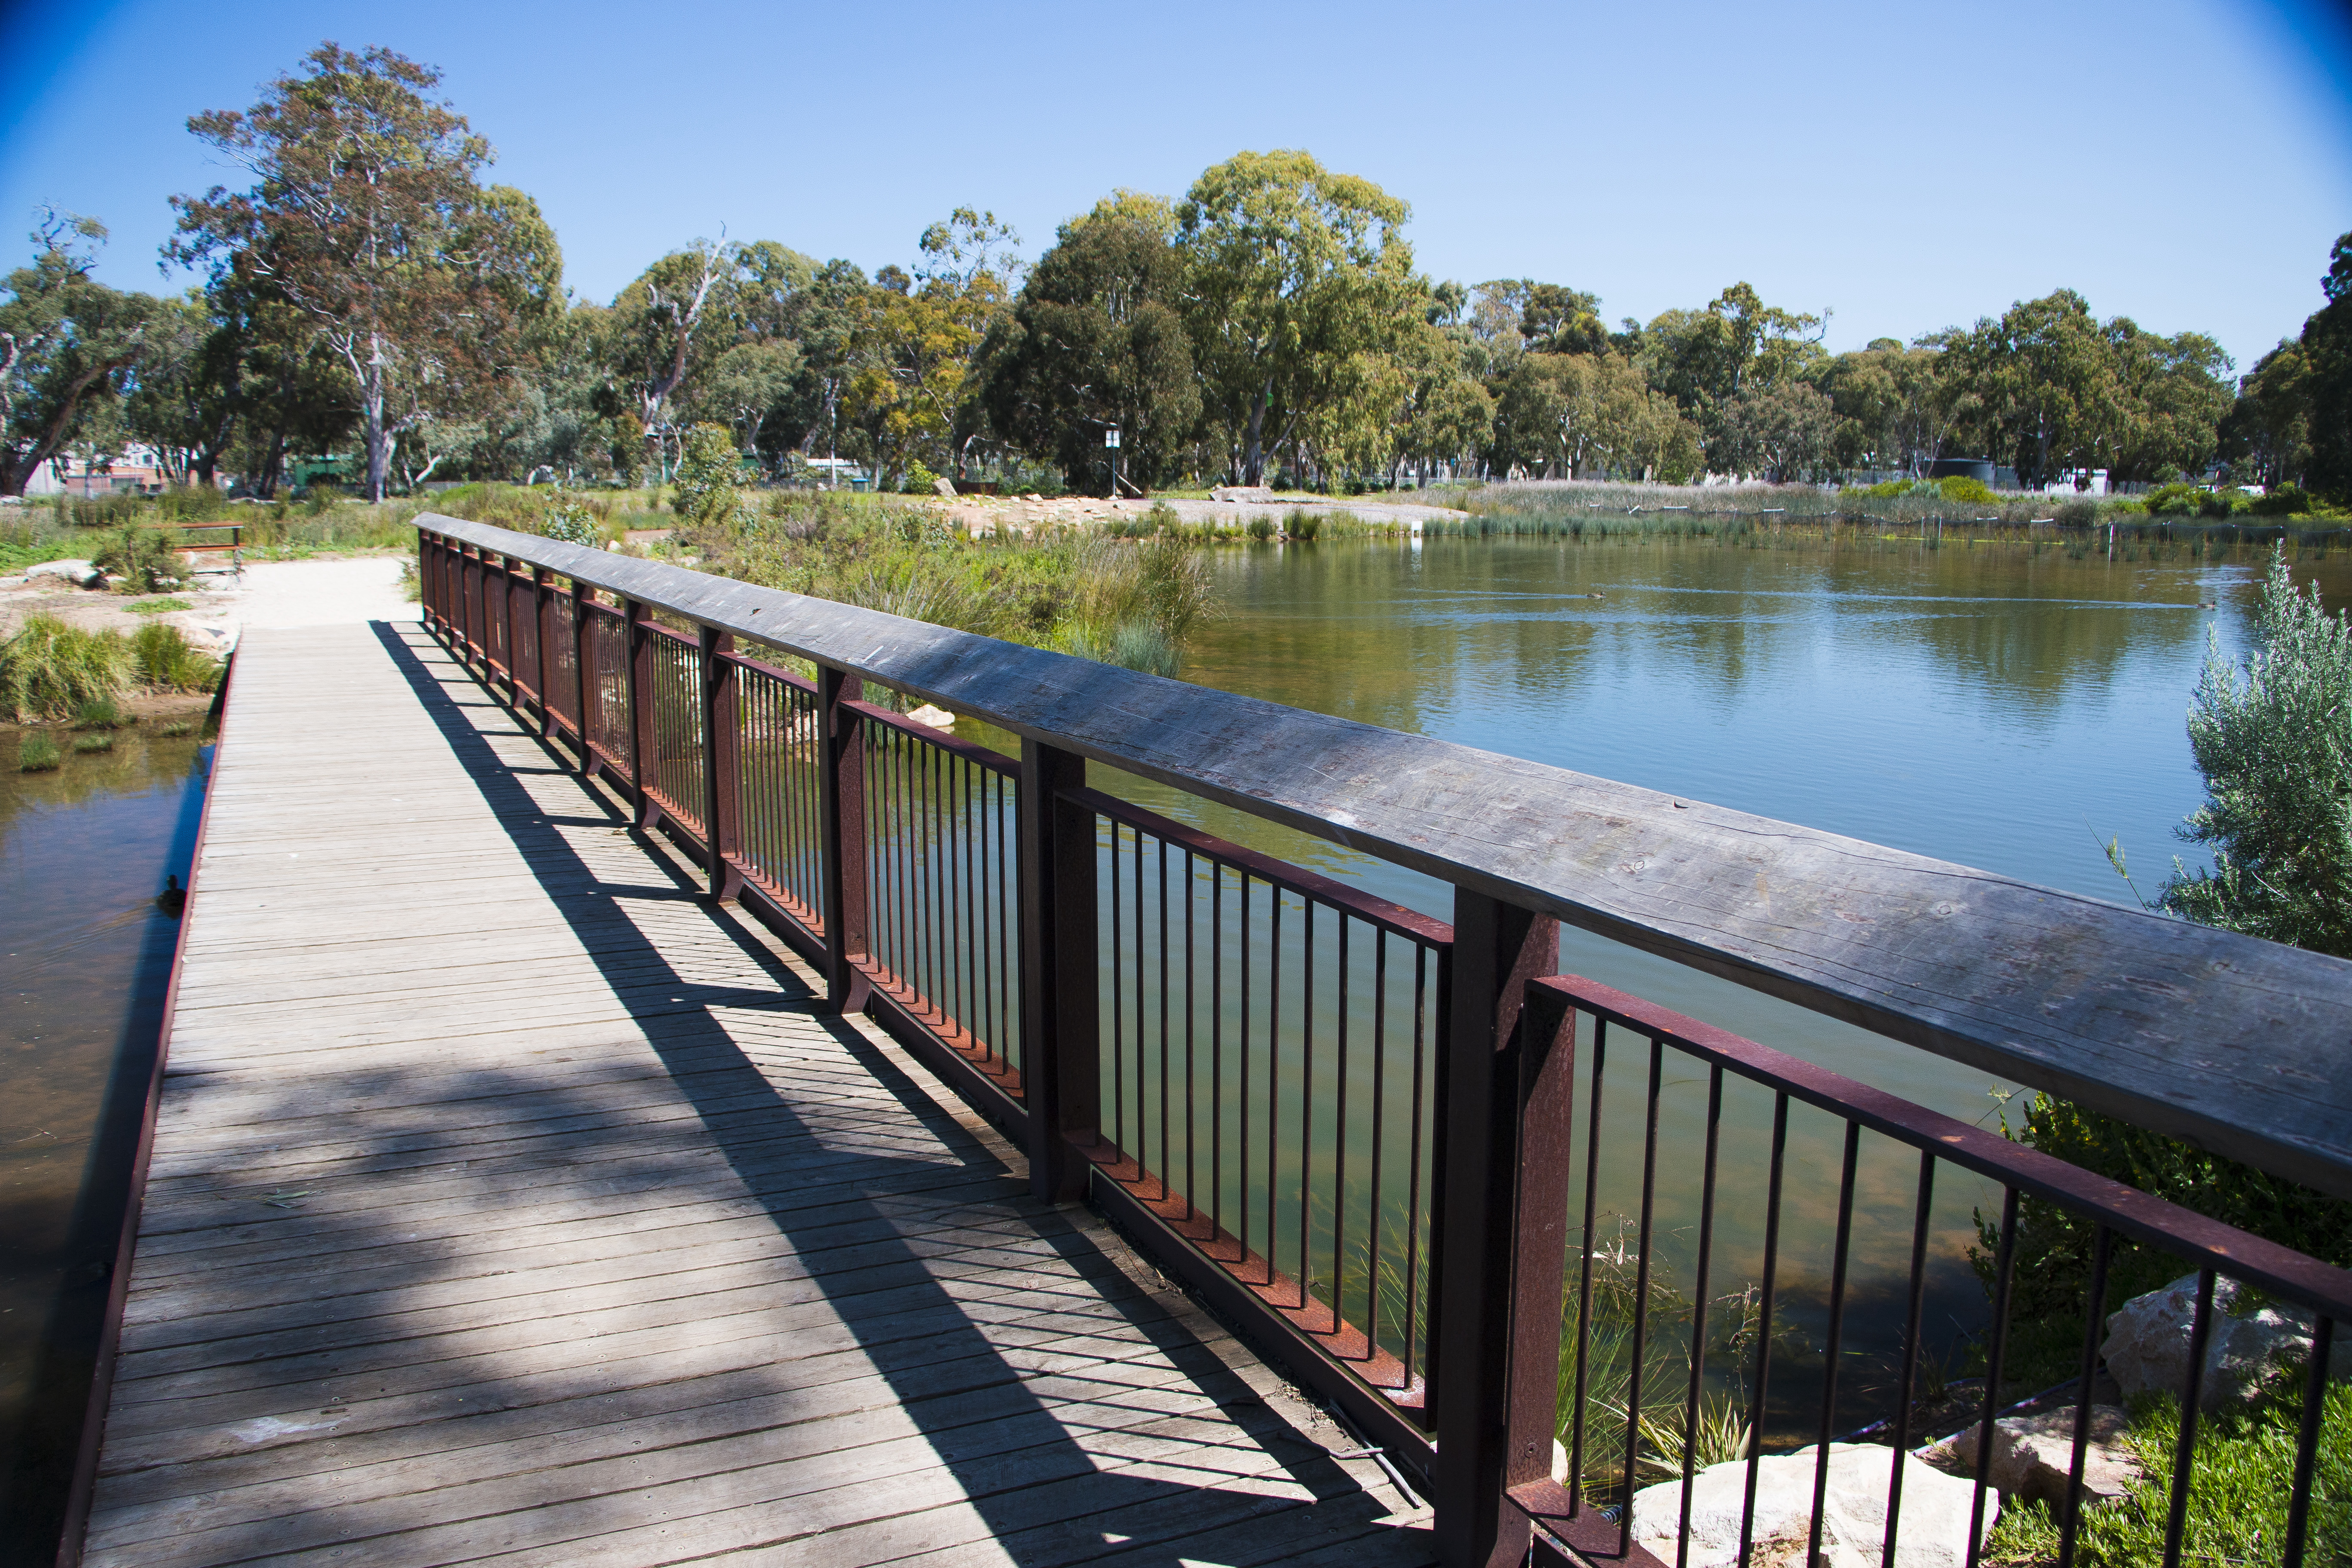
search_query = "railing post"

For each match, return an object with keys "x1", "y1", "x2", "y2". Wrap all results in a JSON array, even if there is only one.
[
  {"x1": 700, "y1": 625, "x2": 740, "y2": 900},
  {"x1": 816, "y1": 666, "x2": 872, "y2": 1014},
  {"x1": 466, "y1": 545, "x2": 486, "y2": 665},
  {"x1": 532, "y1": 566, "x2": 553, "y2": 725},
  {"x1": 1432, "y1": 889, "x2": 1562, "y2": 1568},
  {"x1": 570, "y1": 588, "x2": 594, "y2": 777},
  {"x1": 417, "y1": 530, "x2": 432, "y2": 630},
  {"x1": 626, "y1": 597, "x2": 655, "y2": 828},
  {"x1": 499, "y1": 557, "x2": 519, "y2": 699},
  {"x1": 1017, "y1": 738, "x2": 1099, "y2": 1204}
]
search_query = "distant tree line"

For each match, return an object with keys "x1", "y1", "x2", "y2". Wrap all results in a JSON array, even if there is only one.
[{"x1": 0, "y1": 44, "x2": 2334, "y2": 501}]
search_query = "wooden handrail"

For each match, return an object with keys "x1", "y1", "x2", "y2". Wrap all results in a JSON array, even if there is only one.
[{"x1": 413, "y1": 515, "x2": 2352, "y2": 1199}]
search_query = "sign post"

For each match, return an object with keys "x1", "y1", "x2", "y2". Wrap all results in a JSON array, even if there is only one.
[{"x1": 1105, "y1": 426, "x2": 1121, "y2": 500}]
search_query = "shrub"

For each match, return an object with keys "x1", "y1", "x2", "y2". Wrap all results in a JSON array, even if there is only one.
[
  {"x1": 1285, "y1": 508, "x2": 1322, "y2": 541},
  {"x1": 2252, "y1": 483, "x2": 2312, "y2": 517},
  {"x1": 0, "y1": 615, "x2": 133, "y2": 720},
  {"x1": 74, "y1": 697, "x2": 129, "y2": 729},
  {"x1": 1246, "y1": 515, "x2": 1276, "y2": 541},
  {"x1": 539, "y1": 498, "x2": 598, "y2": 545},
  {"x1": 130, "y1": 622, "x2": 223, "y2": 694},
  {"x1": 18, "y1": 732, "x2": 60, "y2": 772},
  {"x1": 672, "y1": 424, "x2": 747, "y2": 527},
  {"x1": 302, "y1": 481, "x2": 342, "y2": 515},
  {"x1": 2144, "y1": 481, "x2": 2204, "y2": 516},
  {"x1": 2054, "y1": 499, "x2": 2099, "y2": 527},
  {"x1": 2162, "y1": 542, "x2": 2352, "y2": 954},
  {"x1": 1142, "y1": 501, "x2": 1181, "y2": 533},
  {"x1": 1937, "y1": 475, "x2": 1996, "y2": 504},
  {"x1": 92, "y1": 525, "x2": 181, "y2": 593}
]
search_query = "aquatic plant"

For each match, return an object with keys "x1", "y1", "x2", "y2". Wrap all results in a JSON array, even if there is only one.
[
  {"x1": 17, "y1": 732, "x2": 60, "y2": 772},
  {"x1": 72, "y1": 732, "x2": 114, "y2": 753},
  {"x1": 74, "y1": 698, "x2": 129, "y2": 729}
]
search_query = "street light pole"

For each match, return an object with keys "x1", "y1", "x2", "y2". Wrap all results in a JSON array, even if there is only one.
[{"x1": 1105, "y1": 425, "x2": 1121, "y2": 500}]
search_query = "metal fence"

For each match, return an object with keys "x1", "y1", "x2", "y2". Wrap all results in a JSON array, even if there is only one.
[{"x1": 417, "y1": 521, "x2": 2352, "y2": 1568}]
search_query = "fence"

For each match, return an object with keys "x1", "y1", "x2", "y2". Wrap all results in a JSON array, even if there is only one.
[{"x1": 417, "y1": 518, "x2": 2352, "y2": 1568}]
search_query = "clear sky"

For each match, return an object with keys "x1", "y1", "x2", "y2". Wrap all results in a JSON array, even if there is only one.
[{"x1": 3, "y1": 0, "x2": 2349, "y2": 374}]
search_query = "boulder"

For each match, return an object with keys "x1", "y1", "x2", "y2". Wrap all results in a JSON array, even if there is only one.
[
  {"x1": 905, "y1": 704, "x2": 955, "y2": 729},
  {"x1": 2102, "y1": 1274, "x2": 2352, "y2": 1409},
  {"x1": 1211, "y1": 485, "x2": 1276, "y2": 504},
  {"x1": 1951, "y1": 1407, "x2": 2138, "y2": 1505},
  {"x1": 1629, "y1": 1444, "x2": 1994, "y2": 1568},
  {"x1": 24, "y1": 558, "x2": 101, "y2": 588}
]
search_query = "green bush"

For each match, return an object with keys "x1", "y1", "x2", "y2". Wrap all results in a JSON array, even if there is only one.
[
  {"x1": 17, "y1": 732, "x2": 60, "y2": 772},
  {"x1": 130, "y1": 622, "x2": 222, "y2": 694},
  {"x1": 0, "y1": 614, "x2": 133, "y2": 720},
  {"x1": 672, "y1": 424, "x2": 748, "y2": 527},
  {"x1": 92, "y1": 525, "x2": 182, "y2": 593},
  {"x1": 2055, "y1": 499, "x2": 2099, "y2": 527},
  {"x1": 73, "y1": 697, "x2": 129, "y2": 730},
  {"x1": 1937, "y1": 475, "x2": 1997, "y2": 504},
  {"x1": 539, "y1": 498, "x2": 599, "y2": 545},
  {"x1": 2253, "y1": 484, "x2": 2312, "y2": 517},
  {"x1": 2144, "y1": 482, "x2": 2204, "y2": 516},
  {"x1": 1286, "y1": 507, "x2": 1322, "y2": 541},
  {"x1": 2162, "y1": 542, "x2": 2352, "y2": 954}
]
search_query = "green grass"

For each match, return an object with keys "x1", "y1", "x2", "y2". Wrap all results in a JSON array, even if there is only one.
[
  {"x1": 74, "y1": 698, "x2": 130, "y2": 730},
  {"x1": 157, "y1": 718, "x2": 198, "y2": 738},
  {"x1": 130, "y1": 623, "x2": 222, "y2": 694},
  {"x1": 70, "y1": 731, "x2": 113, "y2": 753},
  {"x1": 1, "y1": 615, "x2": 134, "y2": 721},
  {"x1": 125, "y1": 597, "x2": 193, "y2": 615},
  {"x1": 16, "y1": 732, "x2": 59, "y2": 772},
  {"x1": 1985, "y1": 1382, "x2": 2351, "y2": 1566}
]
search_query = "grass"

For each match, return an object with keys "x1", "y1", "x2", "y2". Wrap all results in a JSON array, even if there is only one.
[
  {"x1": 0, "y1": 615, "x2": 221, "y2": 721},
  {"x1": 1984, "y1": 1381, "x2": 2352, "y2": 1566},
  {"x1": 74, "y1": 698, "x2": 129, "y2": 729},
  {"x1": 17, "y1": 732, "x2": 59, "y2": 772},
  {"x1": 157, "y1": 718, "x2": 197, "y2": 738},
  {"x1": 71, "y1": 732, "x2": 113, "y2": 753},
  {"x1": 125, "y1": 597, "x2": 193, "y2": 615}
]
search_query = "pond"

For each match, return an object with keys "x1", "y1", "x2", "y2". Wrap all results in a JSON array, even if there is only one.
[
  {"x1": 0, "y1": 724, "x2": 209, "y2": 1563},
  {"x1": 998, "y1": 530, "x2": 2342, "y2": 1450}
]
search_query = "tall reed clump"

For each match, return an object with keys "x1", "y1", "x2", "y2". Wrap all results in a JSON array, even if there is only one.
[
  {"x1": 1060, "y1": 533, "x2": 1218, "y2": 676},
  {"x1": 17, "y1": 732, "x2": 60, "y2": 772},
  {"x1": 1, "y1": 615, "x2": 133, "y2": 720}
]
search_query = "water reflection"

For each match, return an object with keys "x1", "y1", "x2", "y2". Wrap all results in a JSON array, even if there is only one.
[{"x1": 0, "y1": 726, "x2": 208, "y2": 1562}]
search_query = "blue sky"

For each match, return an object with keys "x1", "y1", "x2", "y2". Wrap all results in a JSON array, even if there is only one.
[{"x1": 3, "y1": 0, "x2": 2348, "y2": 374}]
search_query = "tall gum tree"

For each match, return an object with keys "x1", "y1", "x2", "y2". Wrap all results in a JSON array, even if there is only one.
[
  {"x1": 0, "y1": 212, "x2": 156, "y2": 496},
  {"x1": 170, "y1": 44, "x2": 558, "y2": 501},
  {"x1": 1176, "y1": 151, "x2": 1419, "y2": 486}
]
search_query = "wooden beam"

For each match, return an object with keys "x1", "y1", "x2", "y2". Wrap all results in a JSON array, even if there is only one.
[{"x1": 412, "y1": 516, "x2": 2352, "y2": 1199}]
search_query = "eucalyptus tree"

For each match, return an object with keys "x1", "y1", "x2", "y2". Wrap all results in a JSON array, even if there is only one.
[
  {"x1": 1175, "y1": 151, "x2": 1422, "y2": 485},
  {"x1": 170, "y1": 44, "x2": 560, "y2": 501},
  {"x1": 978, "y1": 210, "x2": 1199, "y2": 493},
  {"x1": 2295, "y1": 233, "x2": 2352, "y2": 499},
  {"x1": 0, "y1": 211, "x2": 156, "y2": 496},
  {"x1": 1817, "y1": 338, "x2": 1954, "y2": 476}
]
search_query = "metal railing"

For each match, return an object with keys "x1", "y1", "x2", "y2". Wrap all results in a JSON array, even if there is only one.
[{"x1": 416, "y1": 520, "x2": 2352, "y2": 1568}]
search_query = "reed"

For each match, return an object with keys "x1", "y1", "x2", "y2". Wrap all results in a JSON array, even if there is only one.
[
  {"x1": 0, "y1": 615, "x2": 134, "y2": 721},
  {"x1": 16, "y1": 732, "x2": 60, "y2": 772}
]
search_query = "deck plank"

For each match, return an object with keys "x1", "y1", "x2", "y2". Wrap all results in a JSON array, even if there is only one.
[{"x1": 83, "y1": 621, "x2": 1434, "y2": 1567}]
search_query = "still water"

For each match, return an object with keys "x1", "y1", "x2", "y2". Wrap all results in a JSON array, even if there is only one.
[
  {"x1": 1038, "y1": 532, "x2": 2341, "y2": 1437},
  {"x1": 0, "y1": 727, "x2": 208, "y2": 1562}
]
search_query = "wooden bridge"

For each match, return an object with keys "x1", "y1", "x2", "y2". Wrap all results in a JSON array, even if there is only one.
[
  {"x1": 69, "y1": 619, "x2": 1432, "y2": 1568},
  {"x1": 57, "y1": 518, "x2": 2352, "y2": 1568}
]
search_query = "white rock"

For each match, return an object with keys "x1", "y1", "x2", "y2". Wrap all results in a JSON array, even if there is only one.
[
  {"x1": 1630, "y1": 1445, "x2": 1994, "y2": 1568},
  {"x1": 905, "y1": 704, "x2": 955, "y2": 729},
  {"x1": 2103, "y1": 1274, "x2": 2352, "y2": 1409},
  {"x1": 24, "y1": 558, "x2": 101, "y2": 587},
  {"x1": 1951, "y1": 1406, "x2": 2138, "y2": 1504}
]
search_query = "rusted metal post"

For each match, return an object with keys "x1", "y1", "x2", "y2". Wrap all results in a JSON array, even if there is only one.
[
  {"x1": 700, "y1": 625, "x2": 740, "y2": 899},
  {"x1": 816, "y1": 666, "x2": 871, "y2": 1014},
  {"x1": 532, "y1": 566, "x2": 553, "y2": 726},
  {"x1": 626, "y1": 597, "x2": 655, "y2": 828},
  {"x1": 1432, "y1": 889, "x2": 1561, "y2": 1568},
  {"x1": 570, "y1": 588, "x2": 594, "y2": 778},
  {"x1": 1017, "y1": 738, "x2": 1100, "y2": 1204}
]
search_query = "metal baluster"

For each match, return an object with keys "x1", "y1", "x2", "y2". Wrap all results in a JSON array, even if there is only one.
[
  {"x1": 1883, "y1": 1153, "x2": 1939, "y2": 1567},
  {"x1": 1734, "y1": 1093, "x2": 1791, "y2": 1568},
  {"x1": 1678, "y1": 1064, "x2": 1727, "y2": 1568},
  {"x1": 2160, "y1": 1271, "x2": 2219, "y2": 1568},
  {"x1": 1966, "y1": 1188, "x2": 2021, "y2": 1568},
  {"x1": 1568, "y1": 1019, "x2": 1608, "y2": 1510},
  {"x1": 1807, "y1": 1120, "x2": 1864, "y2": 1568}
]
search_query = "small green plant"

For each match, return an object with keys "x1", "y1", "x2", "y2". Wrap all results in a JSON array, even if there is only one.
[
  {"x1": 303, "y1": 481, "x2": 341, "y2": 516},
  {"x1": 17, "y1": 732, "x2": 60, "y2": 772},
  {"x1": 74, "y1": 697, "x2": 129, "y2": 730},
  {"x1": 1286, "y1": 507, "x2": 1322, "y2": 541},
  {"x1": 130, "y1": 622, "x2": 222, "y2": 694},
  {"x1": 539, "y1": 497, "x2": 599, "y2": 545},
  {"x1": 124, "y1": 597, "x2": 193, "y2": 615},
  {"x1": 2252, "y1": 483, "x2": 2312, "y2": 517},
  {"x1": 398, "y1": 559, "x2": 421, "y2": 601},
  {"x1": 92, "y1": 525, "x2": 181, "y2": 593},
  {"x1": 1142, "y1": 501, "x2": 1181, "y2": 533},
  {"x1": 72, "y1": 730, "x2": 114, "y2": 753},
  {"x1": 1246, "y1": 515, "x2": 1276, "y2": 541},
  {"x1": 1937, "y1": 475, "x2": 1997, "y2": 504},
  {"x1": 158, "y1": 718, "x2": 196, "y2": 738}
]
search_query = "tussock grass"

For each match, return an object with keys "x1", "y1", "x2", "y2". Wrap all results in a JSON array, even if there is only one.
[
  {"x1": 1, "y1": 615, "x2": 133, "y2": 721},
  {"x1": 71, "y1": 732, "x2": 113, "y2": 753},
  {"x1": 74, "y1": 698, "x2": 129, "y2": 730},
  {"x1": 130, "y1": 623, "x2": 222, "y2": 694},
  {"x1": 17, "y1": 732, "x2": 60, "y2": 772}
]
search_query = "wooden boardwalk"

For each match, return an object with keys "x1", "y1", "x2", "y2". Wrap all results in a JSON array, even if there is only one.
[{"x1": 80, "y1": 620, "x2": 1434, "y2": 1568}]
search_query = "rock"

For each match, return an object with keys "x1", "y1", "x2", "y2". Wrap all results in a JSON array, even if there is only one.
[
  {"x1": 1212, "y1": 484, "x2": 1276, "y2": 504},
  {"x1": 1951, "y1": 1407, "x2": 2138, "y2": 1504},
  {"x1": 1629, "y1": 1445, "x2": 1994, "y2": 1568},
  {"x1": 24, "y1": 558, "x2": 101, "y2": 588},
  {"x1": 905, "y1": 704, "x2": 955, "y2": 729},
  {"x1": 932, "y1": 476, "x2": 958, "y2": 498},
  {"x1": 2102, "y1": 1274, "x2": 2352, "y2": 1409}
]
